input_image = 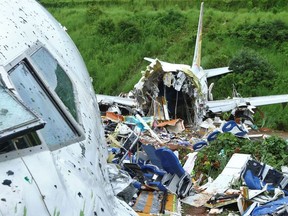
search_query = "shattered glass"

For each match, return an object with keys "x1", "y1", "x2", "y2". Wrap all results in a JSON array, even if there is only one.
[{"x1": 31, "y1": 47, "x2": 78, "y2": 121}]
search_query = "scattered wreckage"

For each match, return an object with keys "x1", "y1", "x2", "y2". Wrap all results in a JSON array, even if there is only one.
[
  {"x1": 97, "y1": 56, "x2": 288, "y2": 214},
  {"x1": 101, "y1": 107, "x2": 288, "y2": 215},
  {"x1": 96, "y1": 2, "x2": 288, "y2": 215},
  {"x1": 98, "y1": 57, "x2": 288, "y2": 214}
]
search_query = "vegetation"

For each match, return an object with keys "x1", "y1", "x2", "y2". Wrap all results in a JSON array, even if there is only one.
[
  {"x1": 40, "y1": 0, "x2": 288, "y2": 130},
  {"x1": 194, "y1": 133, "x2": 288, "y2": 179}
]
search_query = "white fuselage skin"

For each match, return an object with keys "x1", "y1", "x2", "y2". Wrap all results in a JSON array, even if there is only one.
[
  {"x1": 0, "y1": 1, "x2": 136, "y2": 215},
  {"x1": 191, "y1": 63, "x2": 208, "y2": 126}
]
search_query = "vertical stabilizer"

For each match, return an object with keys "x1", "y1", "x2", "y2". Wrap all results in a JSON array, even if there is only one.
[{"x1": 192, "y1": 2, "x2": 204, "y2": 67}]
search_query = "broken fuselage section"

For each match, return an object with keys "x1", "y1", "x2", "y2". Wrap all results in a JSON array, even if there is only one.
[{"x1": 130, "y1": 59, "x2": 207, "y2": 127}]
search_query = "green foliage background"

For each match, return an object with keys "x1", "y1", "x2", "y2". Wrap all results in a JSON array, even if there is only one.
[{"x1": 40, "y1": 0, "x2": 288, "y2": 129}]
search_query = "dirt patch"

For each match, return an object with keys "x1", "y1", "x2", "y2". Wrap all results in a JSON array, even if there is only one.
[
  {"x1": 182, "y1": 204, "x2": 208, "y2": 216},
  {"x1": 250, "y1": 128, "x2": 288, "y2": 140}
]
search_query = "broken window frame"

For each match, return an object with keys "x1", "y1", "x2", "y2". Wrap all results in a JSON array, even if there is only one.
[
  {"x1": 4, "y1": 42, "x2": 84, "y2": 151},
  {"x1": 0, "y1": 137, "x2": 47, "y2": 162},
  {"x1": 0, "y1": 131, "x2": 44, "y2": 159}
]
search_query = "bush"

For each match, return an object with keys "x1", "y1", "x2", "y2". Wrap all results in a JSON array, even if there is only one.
[
  {"x1": 117, "y1": 20, "x2": 142, "y2": 43},
  {"x1": 97, "y1": 18, "x2": 115, "y2": 36},
  {"x1": 233, "y1": 20, "x2": 288, "y2": 47},
  {"x1": 194, "y1": 133, "x2": 288, "y2": 179},
  {"x1": 212, "y1": 49, "x2": 276, "y2": 98},
  {"x1": 86, "y1": 6, "x2": 103, "y2": 23}
]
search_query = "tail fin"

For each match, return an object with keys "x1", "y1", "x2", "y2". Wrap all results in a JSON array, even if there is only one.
[{"x1": 192, "y1": 2, "x2": 204, "y2": 67}]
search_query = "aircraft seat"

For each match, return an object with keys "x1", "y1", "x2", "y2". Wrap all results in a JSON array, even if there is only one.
[
  {"x1": 207, "y1": 130, "x2": 221, "y2": 142},
  {"x1": 123, "y1": 163, "x2": 167, "y2": 191},
  {"x1": 192, "y1": 141, "x2": 208, "y2": 151},
  {"x1": 222, "y1": 120, "x2": 248, "y2": 137},
  {"x1": 155, "y1": 148, "x2": 193, "y2": 198}
]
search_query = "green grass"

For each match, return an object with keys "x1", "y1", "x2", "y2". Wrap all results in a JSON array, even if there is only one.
[{"x1": 42, "y1": 1, "x2": 288, "y2": 129}]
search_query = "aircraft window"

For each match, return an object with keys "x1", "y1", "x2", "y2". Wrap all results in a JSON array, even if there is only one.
[
  {"x1": 0, "y1": 132, "x2": 41, "y2": 154},
  {"x1": 9, "y1": 62, "x2": 79, "y2": 147},
  {"x1": 0, "y1": 86, "x2": 43, "y2": 133},
  {"x1": 30, "y1": 48, "x2": 78, "y2": 121},
  {"x1": 0, "y1": 84, "x2": 45, "y2": 154}
]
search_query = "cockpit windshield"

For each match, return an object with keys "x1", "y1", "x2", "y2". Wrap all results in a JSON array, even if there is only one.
[
  {"x1": 31, "y1": 47, "x2": 78, "y2": 121},
  {"x1": 9, "y1": 61, "x2": 80, "y2": 147}
]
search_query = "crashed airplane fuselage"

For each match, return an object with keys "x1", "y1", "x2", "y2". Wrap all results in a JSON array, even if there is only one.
[
  {"x1": 0, "y1": 0, "x2": 136, "y2": 215},
  {"x1": 97, "y1": 2, "x2": 288, "y2": 128}
]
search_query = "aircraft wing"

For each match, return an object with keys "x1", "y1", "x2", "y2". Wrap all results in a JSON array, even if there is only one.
[
  {"x1": 207, "y1": 94, "x2": 288, "y2": 113},
  {"x1": 96, "y1": 94, "x2": 137, "y2": 107},
  {"x1": 205, "y1": 67, "x2": 232, "y2": 78}
]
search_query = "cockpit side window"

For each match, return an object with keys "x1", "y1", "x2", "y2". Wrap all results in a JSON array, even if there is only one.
[
  {"x1": 9, "y1": 61, "x2": 80, "y2": 147},
  {"x1": 0, "y1": 132, "x2": 41, "y2": 154},
  {"x1": 0, "y1": 84, "x2": 44, "y2": 154},
  {"x1": 30, "y1": 48, "x2": 78, "y2": 121}
]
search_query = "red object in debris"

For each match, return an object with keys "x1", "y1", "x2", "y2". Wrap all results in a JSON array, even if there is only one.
[
  {"x1": 106, "y1": 111, "x2": 124, "y2": 122},
  {"x1": 156, "y1": 119, "x2": 185, "y2": 134}
]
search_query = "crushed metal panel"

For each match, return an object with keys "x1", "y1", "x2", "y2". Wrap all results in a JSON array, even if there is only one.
[
  {"x1": 144, "y1": 57, "x2": 191, "y2": 72},
  {"x1": 106, "y1": 112, "x2": 125, "y2": 122},
  {"x1": 206, "y1": 99, "x2": 238, "y2": 113},
  {"x1": 135, "y1": 114, "x2": 163, "y2": 144}
]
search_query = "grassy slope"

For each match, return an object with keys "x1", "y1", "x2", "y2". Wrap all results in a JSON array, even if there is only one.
[{"x1": 41, "y1": 1, "x2": 288, "y2": 129}]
